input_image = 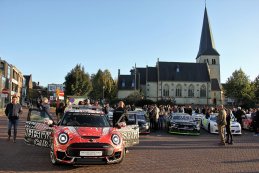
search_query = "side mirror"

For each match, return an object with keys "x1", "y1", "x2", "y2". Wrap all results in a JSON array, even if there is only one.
[
  {"x1": 117, "y1": 122, "x2": 126, "y2": 128},
  {"x1": 43, "y1": 118, "x2": 53, "y2": 126}
]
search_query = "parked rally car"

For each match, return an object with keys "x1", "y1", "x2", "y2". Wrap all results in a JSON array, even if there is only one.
[
  {"x1": 126, "y1": 110, "x2": 150, "y2": 134},
  {"x1": 24, "y1": 105, "x2": 139, "y2": 165},
  {"x1": 167, "y1": 113, "x2": 200, "y2": 136},
  {"x1": 242, "y1": 114, "x2": 253, "y2": 131},
  {"x1": 201, "y1": 113, "x2": 242, "y2": 135}
]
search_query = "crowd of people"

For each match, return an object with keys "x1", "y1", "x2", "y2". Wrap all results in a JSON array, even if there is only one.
[{"x1": 4, "y1": 95, "x2": 259, "y2": 145}]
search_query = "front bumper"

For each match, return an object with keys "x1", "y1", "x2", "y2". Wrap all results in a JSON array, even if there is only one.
[
  {"x1": 54, "y1": 142, "x2": 124, "y2": 164},
  {"x1": 168, "y1": 126, "x2": 200, "y2": 136}
]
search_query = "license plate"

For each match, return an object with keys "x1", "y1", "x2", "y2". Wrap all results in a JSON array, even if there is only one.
[{"x1": 80, "y1": 151, "x2": 102, "y2": 156}]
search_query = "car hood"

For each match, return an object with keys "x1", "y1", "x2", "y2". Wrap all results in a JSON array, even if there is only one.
[
  {"x1": 231, "y1": 122, "x2": 240, "y2": 126},
  {"x1": 61, "y1": 126, "x2": 112, "y2": 137}
]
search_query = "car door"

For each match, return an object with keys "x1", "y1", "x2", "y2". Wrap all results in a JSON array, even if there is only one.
[
  {"x1": 117, "y1": 113, "x2": 139, "y2": 148},
  {"x1": 24, "y1": 108, "x2": 53, "y2": 148}
]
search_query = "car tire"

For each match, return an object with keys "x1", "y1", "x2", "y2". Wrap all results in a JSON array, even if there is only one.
[
  {"x1": 50, "y1": 143, "x2": 59, "y2": 165},
  {"x1": 208, "y1": 124, "x2": 211, "y2": 133}
]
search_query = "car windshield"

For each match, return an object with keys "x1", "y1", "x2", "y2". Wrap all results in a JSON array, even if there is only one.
[
  {"x1": 137, "y1": 114, "x2": 146, "y2": 120},
  {"x1": 172, "y1": 115, "x2": 191, "y2": 121},
  {"x1": 128, "y1": 114, "x2": 146, "y2": 121},
  {"x1": 210, "y1": 116, "x2": 217, "y2": 121},
  {"x1": 60, "y1": 112, "x2": 110, "y2": 127}
]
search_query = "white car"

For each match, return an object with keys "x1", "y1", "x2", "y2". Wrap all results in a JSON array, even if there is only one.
[{"x1": 201, "y1": 113, "x2": 242, "y2": 135}]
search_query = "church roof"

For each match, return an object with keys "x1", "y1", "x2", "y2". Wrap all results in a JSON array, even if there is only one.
[
  {"x1": 196, "y1": 7, "x2": 219, "y2": 58},
  {"x1": 136, "y1": 68, "x2": 146, "y2": 85},
  {"x1": 147, "y1": 67, "x2": 157, "y2": 82},
  {"x1": 158, "y1": 62, "x2": 210, "y2": 82},
  {"x1": 118, "y1": 75, "x2": 135, "y2": 90},
  {"x1": 211, "y1": 78, "x2": 221, "y2": 91}
]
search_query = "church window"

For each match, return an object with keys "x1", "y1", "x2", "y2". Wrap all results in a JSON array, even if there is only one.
[
  {"x1": 212, "y1": 59, "x2": 216, "y2": 64},
  {"x1": 131, "y1": 79, "x2": 135, "y2": 87},
  {"x1": 176, "y1": 84, "x2": 182, "y2": 97},
  {"x1": 188, "y1": 85, "x2": 194, "y2": 97},
  {"x1": 163, "y1": 84, "x2": 169, "y2": 97},
  {"x1": 122, "y1": 80, "x2": 125, "y2": 87},
  {"x1": 176, "y1": 65, "x2": 180, "y2": 72},
  {"x1": 200, "y1": 85, "x2": 206, "y2": 97}
]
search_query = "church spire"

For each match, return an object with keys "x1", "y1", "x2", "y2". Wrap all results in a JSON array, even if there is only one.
[{"x1": 196, "y1": 7, "x2": 219, "y2": 59}]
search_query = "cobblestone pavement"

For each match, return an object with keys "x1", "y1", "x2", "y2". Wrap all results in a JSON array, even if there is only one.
[{"x1": 1, "y1": 108, "x2": 259, "y2": 173}]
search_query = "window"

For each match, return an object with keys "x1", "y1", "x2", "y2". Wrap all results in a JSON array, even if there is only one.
[
  {"x1": 163, "y1": 84, "x2": 169, "y2": 97},
  {"x1": 176, "y1": 65, "x2": 180, "y2": 73},
  {"x1": 188, "y1": 85, "x2": 194, "y2": 97},
  {"x1": 176, "y1": 84, "x2": 182, "y2": 97},
  {"x1": 131, "y1": 79, "x2": 135, "y2": 87},
  {"x1": 122, "y1": 80, "x2": 125, "y2": 87},
  {"x1": 200, "y1": 85, "x2": 206, "y2": 97},
  {"x1": 212, "y1": 59, "x2": 216, "y2": 64}
]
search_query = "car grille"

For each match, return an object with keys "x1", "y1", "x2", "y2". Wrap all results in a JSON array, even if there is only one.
[{"x1": 67, "y1": 143, "x2": 114, "y2": 157}]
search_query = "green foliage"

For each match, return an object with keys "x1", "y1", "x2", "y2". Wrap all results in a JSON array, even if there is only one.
[
  {"x1": 64, "y1": 64, "x2": 92, "y2": 96},
  {"x1": 135, "y1": 99, "x2": 154, "y2": 107},
  {"x1": 89, "y1": 69, "x2": 117, "y2": 100},
  {"x1": 125, "y1": 91, "x2": 143, "y2": 101},
  {"x1": 252, "y1": 75, "x2": 259, "y2": 104},
  {"x1": 224, "y1": 68, "x2": 254, "y2": 106}
]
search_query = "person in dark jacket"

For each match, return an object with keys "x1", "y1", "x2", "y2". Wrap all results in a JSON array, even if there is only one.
[
  {"x1": 225, "y1": 109, "x2": 233, "y2": 144},
  {"x1": 235, "y1": 107, "x2": 245, "y2": 128},
  {"x1": 5, "y1": 95, "x2": 23, "y2": 143},
  {"x1": 253, "y1": 108, "x2": 259, "y2": 136},
  {"x1": 113, "y1": 101, "x2": 127, "y2": 127}
]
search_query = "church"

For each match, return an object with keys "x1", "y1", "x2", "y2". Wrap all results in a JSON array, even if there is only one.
[{"x1": 117, "y1": 7, "x2": 224, "y2": 105}]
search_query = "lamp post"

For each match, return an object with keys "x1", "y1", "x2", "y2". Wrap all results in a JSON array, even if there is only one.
[{"x1": 102, "y1": 86, "x2": 105, "y2": 101}]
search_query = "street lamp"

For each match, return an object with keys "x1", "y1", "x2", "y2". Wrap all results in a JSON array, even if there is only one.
[{"x1": 102, "y1": 86, "x2": 105, "y2": 100}]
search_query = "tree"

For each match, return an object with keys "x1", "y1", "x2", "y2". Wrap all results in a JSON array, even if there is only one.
[
  {"x1": 224, "y1": 68, "x2": 254, "y2": 106},
  {"x1": 252, "y1": 74, "x2": 259, "y2": 104},
  {"x1": 125, "y1": 91, "x2": 143, "y2": 104},
  {"x1": 89, "y1": 69, "x2": 117, "y2": 101},
  {"x1": 64, "y1": 64, "x2": 92, "y2": 96}
]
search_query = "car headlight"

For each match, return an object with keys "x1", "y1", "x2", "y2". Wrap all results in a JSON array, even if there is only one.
[
  {"x1": 58, "y1": 133, "x2": 69, "y2": 145},
  {"x1": 111, "y1": 134, "x2": 121, "y2": 145},
  {"x1": 170, "y1": 123, "x2": 176, "y2": 127}
]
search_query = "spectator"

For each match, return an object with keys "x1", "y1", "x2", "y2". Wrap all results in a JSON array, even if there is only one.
[
  {"x1": 113, "y1": 101, "x2": 127, "y2": 127},
  {"x1": 40, "y1": 97, "x2": 51, "y2": 115},
  {"x1": 225, "y1": 109, "x2": 233, "y2": 144},
  {"x1": 253, "y1": 108, "x2": 259, "y2": 136},
  {"x1": 5, "y1": 95, "x2": 23, "y2": 143},
  {"x1": 56, "y1": 102, "x2": 65, "y2": 121},
  {"x1": 235, "y1": 107, "x2": 245, "y2": 128},
  {"x1": 216, "y1": 105, "x2": 227, "y2": 146}
]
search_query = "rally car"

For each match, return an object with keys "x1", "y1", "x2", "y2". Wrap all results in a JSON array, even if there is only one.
[
  {"x1": 201, "y1": 113, "x2": 242, "y2": 135},
  {"x1": 24, "y1": 106, "x2": 139, "y2": 165},
  {"x1": 126, "y1": 110, "x2": 150, "y2": 134},
  {"x1": 242, "y1": 114, "x2": 253, "y2": 131},
  {"x1": 167, "y1": 113, "x2": 200, "y2": 136}
]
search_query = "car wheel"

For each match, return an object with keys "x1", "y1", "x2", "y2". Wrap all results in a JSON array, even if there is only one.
[
  {"x1": 50, "y1": 143, "x2": 59, "y2": 165},
  {"x1": 208, "y1": 124, "x2": 211, "y2": 133}
]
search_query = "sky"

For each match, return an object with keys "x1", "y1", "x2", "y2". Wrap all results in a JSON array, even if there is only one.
[{"x1": 0, "y1": 0, "x2": 259, "y2": 87}]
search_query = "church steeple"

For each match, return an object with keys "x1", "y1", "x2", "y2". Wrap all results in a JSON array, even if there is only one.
[{"x1": 196, "y1": 7, "x2": 219, "y2": 59}]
